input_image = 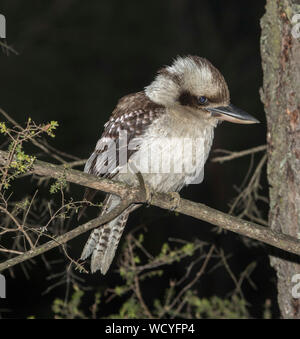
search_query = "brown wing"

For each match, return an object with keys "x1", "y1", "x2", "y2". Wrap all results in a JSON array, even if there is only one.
[{"x1": 78, "y1": 91, "x2": 165, "y2": 220}]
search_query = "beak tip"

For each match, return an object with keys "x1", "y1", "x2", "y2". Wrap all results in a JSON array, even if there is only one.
[
  {"x1": 246, "y1": 119, "x2": 260, "y2": 125},
  {"x1": 207, "y1": 104, "x2": 260, "y2": 125}
]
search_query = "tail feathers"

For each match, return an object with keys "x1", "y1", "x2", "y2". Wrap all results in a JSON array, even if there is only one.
[
  {"x1": 91, "y1": 213, "x2": 128, "y2": 274},
  {"x1": 80, "y1": 227, "x2": 102, "y2": 260},
  {"x1": 80, "y1": 193, "x2": 112, "y2": 259},
  {"x1": 81, "y1": 208, "x2": 130, "y2": 274},
  {"x1": 80, "y1": 193, "x2": 140, "y2": 275}
]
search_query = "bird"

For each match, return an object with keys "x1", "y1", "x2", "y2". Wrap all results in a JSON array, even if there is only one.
[{"x1": 80, "y1": 55, "x2": 259, "y2": 275}]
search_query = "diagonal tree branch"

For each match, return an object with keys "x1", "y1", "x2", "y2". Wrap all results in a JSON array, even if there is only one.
[{"x1": 1, "y1": 149, "x2": 300, "y2": 273}]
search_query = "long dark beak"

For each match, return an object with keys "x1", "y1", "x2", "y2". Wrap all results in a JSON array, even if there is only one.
[{"x1": 206, "y1": 104, "x2": 260, "y2": 124}]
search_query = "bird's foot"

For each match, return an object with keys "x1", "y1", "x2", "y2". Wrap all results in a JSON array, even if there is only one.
[
  {"x1": 135, "y1": 171, "x2": 153, "y2": 206},
  {"x1": 144, "y1": 184, "x2": 154, "y2": 207},
  {"x1": 169, "y1": 192, "x2": 181, "y2": 211}
]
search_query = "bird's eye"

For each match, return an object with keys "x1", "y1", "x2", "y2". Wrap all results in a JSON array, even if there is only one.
[{"x1": 198, "y1": 96, "x2": 208, "y2": 105}]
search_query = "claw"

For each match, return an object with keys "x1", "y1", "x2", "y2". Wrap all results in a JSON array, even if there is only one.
[
  {"x1": 144, "y1": 184, "x2": 153, "y2": 207},
  {"x1": 135, "y1": 171, "x2": 153, "y2": 206},
  {"x1": 169, "y1": 192, "x2": 181, "y2": 211}
]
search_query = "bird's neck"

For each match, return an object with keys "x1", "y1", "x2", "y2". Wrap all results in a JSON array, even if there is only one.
[{"x1": 145, "y1": 76, "x2": 180, "y2": 107}]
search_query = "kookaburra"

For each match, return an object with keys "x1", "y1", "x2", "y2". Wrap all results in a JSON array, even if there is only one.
[{"x1": 80, "y1": 55, "x2": 259, "y2": 275}]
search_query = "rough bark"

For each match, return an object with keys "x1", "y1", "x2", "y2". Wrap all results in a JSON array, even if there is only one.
[{"x1": 260, "y1": 0, "x2": 300, "y2": 318}]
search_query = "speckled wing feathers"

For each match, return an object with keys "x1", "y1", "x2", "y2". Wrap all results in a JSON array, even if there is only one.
[
  {"x1": 80, "y1": 91, "x2": 164, "y2": 274},
  {"x1": 85, "y1": 91, "x2": 165, "y2": 178}
]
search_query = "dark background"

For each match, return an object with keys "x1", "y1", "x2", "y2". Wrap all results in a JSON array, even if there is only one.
[{"x1": 0, "y1": 0, "x2": 276, "y2": 318}]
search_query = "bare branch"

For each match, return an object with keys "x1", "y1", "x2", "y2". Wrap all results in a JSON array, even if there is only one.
[
  {"x1": 212, "y1": 145, "x2": 267, "y2": 163},
  {"x1": 0, "y1": 41, "x2": 19, "y2": 56},
  {"x1": 1, "y1": 149, "x2": 300, "y2": 273}
]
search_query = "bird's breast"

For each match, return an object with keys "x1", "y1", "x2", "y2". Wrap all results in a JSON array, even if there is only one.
[{"x1": 116, "y1": 111, "x2": 215, "y2": 193}]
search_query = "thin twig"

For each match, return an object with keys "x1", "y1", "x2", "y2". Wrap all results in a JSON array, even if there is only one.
[
  {"x1": 0, "y1": 41, "x2": 19, "y2": 55},
  {"x1": 0, "y1": 107, "x2": 66, "y2": 163},
  {"x1": 212, "y1": 145, "x2": 267, "y2": 163},
  {"x1": 0, "y1": 197, "x2": 136, "y2": 272},
  {"x1": 169, "y1": 244, "x2": 215, "y2": 317},
  {"x1": 128, "y1": 234, "x2": 154, "y2": 319}
]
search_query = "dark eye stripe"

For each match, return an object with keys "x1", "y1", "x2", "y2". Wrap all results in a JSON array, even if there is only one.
[
  {"x1": 178, "y1": 91, "x2": 198, "y2": 107},
  {"x1": 178, "y1": 91, "x2": 209, "y2": 108}
]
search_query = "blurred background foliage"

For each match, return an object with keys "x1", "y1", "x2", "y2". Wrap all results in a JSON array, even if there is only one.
[{"x1": 0, "y1": 0, "x2": 276, "y2": 318}]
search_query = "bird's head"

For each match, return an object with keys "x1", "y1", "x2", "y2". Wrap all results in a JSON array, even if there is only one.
[{"x1": 145, "y1": 55, "x2": 259, "y2": 124}]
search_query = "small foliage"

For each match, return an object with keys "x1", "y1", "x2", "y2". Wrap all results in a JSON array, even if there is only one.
[
  {"x1": 44, "y1": 121, "x2": 59, "y2": 138},
  {"x1": 50, "y1": 176, "x2": 67, "y2": 194}
]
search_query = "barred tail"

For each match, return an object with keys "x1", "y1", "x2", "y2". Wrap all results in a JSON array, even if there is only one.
[{"x1": 80, "y1": 194, "x2": 139, "y2": 275}]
